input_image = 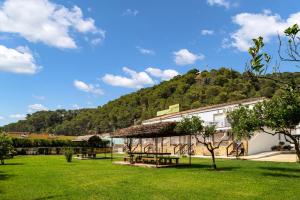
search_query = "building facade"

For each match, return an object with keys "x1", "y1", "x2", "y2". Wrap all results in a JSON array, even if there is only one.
[{"x1": 140, "y1": 97, "x2": 284, "y2": 156}]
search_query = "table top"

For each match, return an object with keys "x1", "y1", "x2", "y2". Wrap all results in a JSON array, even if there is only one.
[{"x1": 128, "y1": 152, "x2": 171, "y2": 155}]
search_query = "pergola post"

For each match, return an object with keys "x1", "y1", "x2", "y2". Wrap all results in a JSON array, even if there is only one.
[
  {"x1": 161, "y1": 137, "x2": 164, "y2": 153},
  {"x1": 155, "y1": 136, "x2": 158, "y2": 167},
  {"x1": 189, "y1": 134, "x2": 192, "y2": 166},
  {"x1": 110, "y1": 136, "x2": 113, "y2": 162}
]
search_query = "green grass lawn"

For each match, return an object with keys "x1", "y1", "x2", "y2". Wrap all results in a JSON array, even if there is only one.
[{"x1": 1, "y1": 155, "x2": 300, "y2": 200}]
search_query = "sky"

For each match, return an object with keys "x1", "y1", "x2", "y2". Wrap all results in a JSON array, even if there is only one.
[{"x1": 0, "y1": 0, "x2": 300, "y2": 126}]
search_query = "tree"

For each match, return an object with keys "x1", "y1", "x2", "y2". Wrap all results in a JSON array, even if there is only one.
[
  {"x1": 175, "y1": 116, "x2": 227, "y2": 169},
  {"x1": 246, "y1": 24, "x2": 300, "y2": 92},
  {"x1": 227, "y1": 24, "x2": 300, "y2": 162},
  {"x1": 228, "y1": 90, "x2": 300, "y2": 161},
  {"x1": 88, "y1": 135, "x2": 103, "y2": 154},
  {"x1": 2, "y1": 66, "x2": 300, "y2": 136},
  {"x1": 0, "y1": 133, "x2": 14, "y2": 165}
]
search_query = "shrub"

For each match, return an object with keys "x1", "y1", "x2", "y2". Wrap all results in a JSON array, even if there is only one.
[
  {"x1": 283, "y1": 145, "x2": 293, "y2": 151},
  {"x1": 64, "y1": 148, "x2": 73, "y2": 162},
  {"x1": 279, "y1": 141, "x2": 285, "y2": 146},
  {"x1": 0, "y1": 133, "x2": 14, "y2": 164},
  {"x1": 271, "y1": 145, "x2": 280, "y2": 151}
]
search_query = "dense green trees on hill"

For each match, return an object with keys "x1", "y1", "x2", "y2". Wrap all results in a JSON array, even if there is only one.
[{"x1": 2, "y1": 68, "x2": 300, "y2": 135}]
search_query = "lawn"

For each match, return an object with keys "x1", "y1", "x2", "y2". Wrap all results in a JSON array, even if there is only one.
[{"x1": 1, "y1": 155, "x2": 300, "y2": 200}]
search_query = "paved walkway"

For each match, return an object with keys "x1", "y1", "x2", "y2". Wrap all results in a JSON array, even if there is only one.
[
  {"x1": 194, "y1": 151, "x2": 299, "y2": 163},
  {"x1": 250, "y1": 154, "x2": 298, "y2": 163}
]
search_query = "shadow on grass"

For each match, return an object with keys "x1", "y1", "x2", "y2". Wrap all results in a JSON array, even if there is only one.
[
  {"x1": 33, "y1": 195, "x2": 68, "y2": 200},
  {"x1": 259, "y1": 166, "x2": 300, "y2": 178},
  {"x1": 262, "y1": 172, "x2": 300, "y2": 178},
  {"x1": 174, "y1": 164, "x2": 240, "y2": 171},
  {"x1": 212, "y1": 166, "x2": 241, "y2": 172},
  {"x1": 0, "y1": 171, "x2": 14, "y2": 181},
  {"x1": 174, "y1": 164, "x2": 211, "y2": 169},
  {"x1": 2, "y1": 163, "x2": 24, "y2": 166},
  {"x1": 94, "y1": 157, "x2": 114, "y2": 160},
  {"x1": 259, "y1": 166, "x2": 300, "y2": 173}
]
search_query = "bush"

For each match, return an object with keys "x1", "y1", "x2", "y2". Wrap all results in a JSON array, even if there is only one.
[
  {"x1": 271, "y1": 143, "x2": 293, "y2": 151},
  {"x1": 271, "y1": 145, "x2": 280, "y2": 151},
  {"x1": 283, "y1": 145, "x2": 293, "y2": 151},
  {"x1": 279, "y1": 141, "x2": 285, "y2": 146},
  {"x1": 64, "y1": 148, "x2": 73, "y2": 162}
]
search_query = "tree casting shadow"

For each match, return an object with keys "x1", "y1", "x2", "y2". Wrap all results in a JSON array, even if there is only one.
[
  {"x1": 34, "y1": 194, "x2": 67, "y2": 200},
  {"x1": 262, "y1": 172, "x2": 300, "y2": 178},
  {"x1": 259, "y1": 166, "x2": 300, "y2": 173},
  {"x1": 2, "y1": 163, "x2": 24, "y2": 166},
  {"x1": 175, "y1": 164, "x2": 240, "y2": 171},
  {"x1": 0, "y1": 171, "x2": 14, "y2": 181}
]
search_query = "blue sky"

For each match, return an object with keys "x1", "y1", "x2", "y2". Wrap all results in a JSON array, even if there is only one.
[{"x1": 0, "y1": 0, "x2": 300, "y2": 125}]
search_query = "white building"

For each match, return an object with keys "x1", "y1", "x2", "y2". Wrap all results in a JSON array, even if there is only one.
[{"x1": 142, "y1": 97, "x2": 285, "y2": 156}]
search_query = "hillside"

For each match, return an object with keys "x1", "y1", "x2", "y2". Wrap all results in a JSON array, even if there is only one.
[{"x1": 3, "y1": 68, "x2": 300, "y2": 135}]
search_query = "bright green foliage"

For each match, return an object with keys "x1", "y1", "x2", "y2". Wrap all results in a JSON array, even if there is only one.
[
  {"x1": 175, "y1": 116, "x2": 203, "y2": 135},
  {"x1": 64, "y1": 148, "x2": 73, "y2": 162},
  {"x1": 3, "y1": 68, "x2": 300, "y2": 135},
  {"x1": 255, "y1": 90, "x2": 300, "y2": 131},
  {"x1": 248, "y1": 36, "x2": 271, "y2": 75},
  {"x1": 0, "y1": 133, "x2": 14, "y2": 164},
  {"x1": 284, "y1": 24, "x2": 300, "y2": 37},
  {"x1": 87, "y1": 135, "x2": 103, "y2": 148},
  {"x1": 227, "y1": 90, "x2": 300, "y2": 161},
  {"x1": 226, "y1": 106, "x2": 258, "y2": 139},
  {"x1": 228, "y1": 23, "x2": 300, "y2": 162},
  {"x1": 11, "y1": 138, "x2": 109, "y2": 148},
  {"x1": 228, "y1": 90, "x2": 300, "y2": 136},
  {"x1": 2, "y1": 156, "x2": 300, "y2": 200},
  {"x1": 176, "y1": 117, "x2": 223, "y2": 169}
]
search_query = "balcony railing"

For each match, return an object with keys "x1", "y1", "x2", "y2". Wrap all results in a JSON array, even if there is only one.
[{"x1": 205, "y1": 121, "x2": 231, "y2": 128}]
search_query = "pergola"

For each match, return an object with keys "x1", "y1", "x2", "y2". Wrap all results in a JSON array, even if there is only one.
[{"x1": 111, "y1": 122, "x2": 193, "y2": 167}]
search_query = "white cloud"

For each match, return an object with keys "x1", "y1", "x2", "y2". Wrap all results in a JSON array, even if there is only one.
[
  {"x1": 0, "y1": 116, "x2": 4, "y2": 120},
  {"x1": 28, "y1": 104, "x2": 48, "y2": 112},
  {"x1": 91, "y1": 37, "x2": 103, "y2": 46},
  {"x1": 173, "y1": 49, "x2": 205, "y2": 66},
  {"x1": 145, "y1": 67, "x2": 179, "y2": 81},
  {"x1": 207, "y1": 0, "x2": 231, "y2": 9},
  {"x1": 57, "y1": 105, "x2": 63, "y2": 109},
  {"x1": 9, "y1": 114, "x2": 26, "y2": 119},
  {"x1": 0, "y1": 45, "x2": 39, "y2": 74},
  {"x1": 74, "y1": 80, "x2": 103, "y2": 95},
  {"x1": 136, "y1": 46, "x2": 155, "y2": 55},
  {"x1": 221, "y1": 38, "x2": 231, "y2": 49},
  {"x1": 0, "y1": 0, "x2": 105, "y2": 49},
  {"x1": 201, "y1": 29, "x2": 214, "y2": 35},
  {"x1": 123, "y1": 9, "x2": 139, "y2": 16},
  {"x1": 72, "y1": 104, "x2": 80, "y2": 110},
  {"x1": 102, "y1": 67, "x2": 154, "y2": 89},
  {"x1": 231, "y1": 11, "x2": 300, "y2": 51},
  {"x1": 32, "y1": 95, "x2": 46, "y2": 100}
]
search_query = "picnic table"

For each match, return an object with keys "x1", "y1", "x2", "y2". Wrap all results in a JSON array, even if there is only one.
[{"x1": 125, "y1": 152, "x2": 179, "y2": 165}]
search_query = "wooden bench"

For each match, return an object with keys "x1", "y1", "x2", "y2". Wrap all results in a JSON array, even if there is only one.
[
  {"x1": 124, "y1": 156, "x2": 131, "y2": 162},
  {"x1": 124, "y1": 155, "x2": 135, "y2": 163},
  {"x1": 142, "y1": 157, "x2": 156, "y2": 164},
  {"x1": 169, "y1": 157, "x2": 179, "y2": 164},
  {"x1": 157, "y1": 157, "x2": 179, "y2": 165}
]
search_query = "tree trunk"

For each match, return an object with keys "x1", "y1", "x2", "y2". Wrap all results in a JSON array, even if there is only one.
[
  {"x1": 1, "y1": 159, "x2": 4, "y2": 165},
  {"x1": 292, "y1": 138, "x2": 300, "y2": 163},
  {"x1": 209, "y1": 150, "x2": 217, "y2": 169}
]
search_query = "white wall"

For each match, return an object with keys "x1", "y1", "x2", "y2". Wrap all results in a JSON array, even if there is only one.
[
  {"x1": 248, "y1": 131, "x2": 280, "y2": 155},
  {"x1": 142, "y1": 100, "x2": 262, "y2": 131}
]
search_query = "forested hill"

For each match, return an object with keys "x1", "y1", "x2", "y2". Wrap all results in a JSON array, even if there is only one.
[{"x1": 3, "y1": 68, "x2": 300, "y2": 135}]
